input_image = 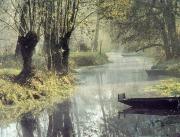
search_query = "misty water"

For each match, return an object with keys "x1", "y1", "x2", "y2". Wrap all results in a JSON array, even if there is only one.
[{"x1": 1, "y1": 52, "x2": 180, "y2": 137}]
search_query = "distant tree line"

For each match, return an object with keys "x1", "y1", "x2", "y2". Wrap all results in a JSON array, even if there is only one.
[{"x1": 99, "y1": 0, "x2": 180, "y2": 59}]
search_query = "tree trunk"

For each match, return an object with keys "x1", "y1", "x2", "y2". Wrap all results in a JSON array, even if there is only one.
[
  {"x1": 62, "y1": 50, "x2": 70, "y2": 74},
  {"x1": 166, "y1": 12, "x2": 177, "y2": 56},
  {"x1": 163, "y1": 0, "x2": 179, "y2": 57},
  {"x1": 52, "y1": 37, "x2": 70, "y2": 74},
  {"x1": 160, "y1": 19, "x2": 172, "y2": 60},
  {"x1": 15, "y1": 36, "x2": 24, "y2": 58},
  {"x1": 15, "y1": 2, "x2": 28, "y2": 57},
  {"x1": 162, "y1": 32, "x2": 172, "y2": 60},
  {"x1": 45, "y1": 32, "x2": 71, "y2": 74},
  {"x1": 93, "y1": 9, "x2": 100, "y2": 52},
  {"x1": 15, "y1": 31, "x2": 39, "y2": 84},
  {"x1": 44, "y1": 34, "x2": 52, "y2": 70}
]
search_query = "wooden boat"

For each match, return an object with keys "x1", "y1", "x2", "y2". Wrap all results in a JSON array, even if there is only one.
[
  {"x1": 146, "y1": 69, "x2": 167, "y2": 75},
  {"x1": 118, "y1": 93, "x2": 180, "y2": 109},
  {"x1": 146, "y1": 69, "x2": 180, "y2": 78},
  {"x1": 119, "y1": 108, "x2": 180, "y2": 116}
]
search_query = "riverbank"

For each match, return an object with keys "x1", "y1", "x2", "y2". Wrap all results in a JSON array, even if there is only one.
[
  {"x1": 0, "y1": 52, "x2": 108, "y2": 106},
  {"x1": 148, "y1": 78, "x2": 180, "y2": 96},
  {"x1": 148, "y1": 58, "x2": 180, "y2": 96},
  {"x1": 151, "y1": 58, "x2": 180, "y2": 74},
  {"x1": 70, "y1": 52, "x2": 109, "y2": 67},
  {"x1": 120, "y1": 52, "x2": 180, "y2": 96},
  {"x1": 0, "y1": 68, "x2": 74, "y2": 124},
  {"x1": 0, "y1": 52, "x2": 109, "y2": 123},
  {"x1": 0, "y1": 52, "x2": 109, "y2": 69}
]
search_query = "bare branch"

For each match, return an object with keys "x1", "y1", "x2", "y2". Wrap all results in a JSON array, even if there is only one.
[
  {"x1": 136, "y1": 44, "x2": 163, "y2": 52},
  {"x1": 0, "y1": 8, "x2": 19, "y2": 30},
  {"x1": 0, "y1": 18, "x2": 18, "y2": 33},
  {"x1": 74, "y1": 10, "x2": 96, "y2": 30}
]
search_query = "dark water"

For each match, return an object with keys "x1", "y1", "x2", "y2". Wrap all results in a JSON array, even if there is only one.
[{"x1": 1, "y1": 52, "x2": 180, "y2": 137}]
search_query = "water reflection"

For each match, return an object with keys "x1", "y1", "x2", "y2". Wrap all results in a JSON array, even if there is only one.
[
  {"x1": 101, "y1": 114, "x2": 180, "y2": 137},
  {"x1": 47, "y1": 101, "x2": 73, "y2": 137},
  {"x1": 0, "y1": 53, "x2": 179, "y2": 137},
  {"x1": 119, "y1": 108, "x2": 180, "y2": 116},
  {"x1": 21, "y1": 113, "x2": 38, "y2": 137}
]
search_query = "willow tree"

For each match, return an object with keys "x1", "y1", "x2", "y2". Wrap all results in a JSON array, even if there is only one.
[
  {"x1": 15, "y1": 0, "x2": 43, "y2": 56},
  {"x1": 13, "y1": 0, "x2": 43, "y2": 83},
  {"x1": 43, "y1": 0, "x2": 79, "y2": 74}
]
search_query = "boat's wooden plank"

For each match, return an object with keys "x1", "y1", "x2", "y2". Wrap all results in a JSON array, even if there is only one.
[
  {"x1": 146, "y1": 69, "x2": 180, "y2": 78},
  {"x1": 118, "y1": 93, "x2": 180, "y2": 109},
  {"x1": 120, "y1": 108, "x2": 180, "y2": 116}
]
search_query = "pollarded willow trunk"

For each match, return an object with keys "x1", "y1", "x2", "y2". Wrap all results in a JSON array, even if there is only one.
[
  {"x1": 42, "y1": 0, "x2": 79, "y2": 74},
  {"x1": 15, "y1": 31, "x2": 39, "y2": 84},
  {"x1": 15, "y1": 1, "x2": 28, "y2": 57},
  {"x1": 59, "y1": 33, "x2": 71, "y2": 74},
  {"x1": 44, "y1": 34, "x2": 52, "y2": 70},
  {"x1": 62, "y1": 50, "x2": 70, "y2": 74},
  {"x1": 51, "y1": 39, "x2": 70, "y2": 74},
  {"x1": 45, "y1": 32, "x2": 71, "y2": 74},
  {"x1": 44, "y1": 32, "x2": 63, "y2": 73},
  {"x1": 51, "y1": 46, "x2": 63, "y2": 73}
]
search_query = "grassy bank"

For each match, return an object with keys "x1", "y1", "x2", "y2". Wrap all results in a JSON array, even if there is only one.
[
  {"x1": 70, "y1": 52, "x2": 109, "y2": 67},
  {"x1": 0, "y1": 51, "x2": 109, "y2": 123},
  {"x1": 0, "y1": 68, "x2": 74, "y2": 124},
  {"x1": 151, "y1": 58, "x2": 180, "y2": 73},
  {"x1": 148, "y1": 58, "x2": 180, "y2": 96},
  {"x1": 147, "y1": 79, "x2": 180, "y2": 96},
  {"x1": 0, "y1": 52, "x2": 109, "y2": 69}
]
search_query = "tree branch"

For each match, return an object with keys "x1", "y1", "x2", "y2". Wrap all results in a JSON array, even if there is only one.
[
  {"x1": 136, "y1": 44, "x2": 163, "y2": 52},
  {"x1": 0, "y1": 8, "x2": 19, "y2": 30},
  {"x1": 74, "y1": 10, "x2": 96, "y2": 30},
  {"x1": 0, "y1": 18, "x2": 18, "y2": 33}
]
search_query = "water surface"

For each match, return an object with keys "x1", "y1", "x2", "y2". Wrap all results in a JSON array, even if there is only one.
[{"x1": 1, "y1": 52, "x2": 180, "y2": 137}]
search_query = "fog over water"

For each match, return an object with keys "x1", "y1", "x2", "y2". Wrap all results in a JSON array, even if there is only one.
[{"x1": 1, "y1": 52, "x2": 180, "y2": 137}]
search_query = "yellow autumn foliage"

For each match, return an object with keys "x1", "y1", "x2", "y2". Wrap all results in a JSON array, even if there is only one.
[
  {"x1": 99, "y1": 0, "x2": 131, "y2": 20},
  {"x1": 147, "y1": 79, "x2": 180, "y2": 96},
  {"x1": 0, "y1": 69, "x2": 74, "y2": 124}
]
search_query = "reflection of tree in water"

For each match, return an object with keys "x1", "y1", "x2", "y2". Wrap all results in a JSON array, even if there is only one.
[
  {"x1": 96, "y1": 72, "x2": 180, "y2": 137},
  {"x1": 72, "y1": 92, "x2": 100, "y2": 137},
  {"x1": 20, "y1": 113, "x2": 41, "y2": 137},
  {"x1": 102, "y1": 114, "x2": 180, "y2": 137},
  {"x1": 47, "y1": 101, "x2": 73, "y2": 137},
  {"x1": 19, "y1": 101, "x2": 73, "y2": 137}
]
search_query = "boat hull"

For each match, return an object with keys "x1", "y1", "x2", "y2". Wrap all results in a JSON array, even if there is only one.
[
  {"x1": 146, "y1": 69, "x2": 180, "y2": 78},
  {"x1": 119, "y1": 108, "x2": 180, "y2": 116},
  {"x1": 118, "y1": 97, "x2": 180, "y2": 109}
]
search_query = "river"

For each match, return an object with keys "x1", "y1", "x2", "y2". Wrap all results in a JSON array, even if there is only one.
[{"x1": 1, "y1": 52, "x2": 180, "y2": 137}]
